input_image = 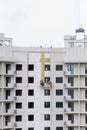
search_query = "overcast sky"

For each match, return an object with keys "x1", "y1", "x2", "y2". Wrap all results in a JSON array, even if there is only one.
[{"x1": 0, "y1": 0, "x2": 87, "y2": 47}]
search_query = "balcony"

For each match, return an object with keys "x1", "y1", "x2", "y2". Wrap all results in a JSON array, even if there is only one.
[
  {"x1": 4, "y1": 109, "x2": 17, "y2": 116},
  {"x1": 64, "y1": 121, "x2": 78, "y2": 126},
  {"x1": 4, "y1": 109, "x2": 14, "y2": 115},
  {"x1": 3, "y1": 96, "x2": 15, "y2": 102},
  {"x1": 4, "y1": 83, "x2": 14, "y2": 88},
  {"x1": 5, "y1": 83, "x2": 17, "y2": 88},
  {"x1": 80, "y1": 72, "x2": 87, "y2": 76},
  {"x1": 80, "y1": 99, "x2": 87, "y2": 101},
  {"x1": 64, "y1": 121, "x2": 72, "y2": 126},
  {"x1": 80, "y1": 124, "x2": 87, "y2": 127},
  {"x1": 64, "y1": 95, "x2": 79, "y2": 101},
  {"x1": 64, "y1": 83, "x2": 78, "y2": 89},
  {"x1": 8, "y1": 109, "x2": 14, "y2": 114},
  {"x1": 80, "y1": 111, "x2": 87, "y2": 114},
  {"x1": 64, "y1": 71, "x2": 78, "y2": 76},
  {"x1": 7, "y1": 109, "x2": 17, "y2": 114},
  {"x1": 0, "y1": 70, "x2": 16, "y2": 76},
  {"x1": 64, "y1": 108, "x2": 71, "y2": 113},
  {"x1": 64, "y1": 71, "x2": 73, "y2": 75},
  {"x1": 64, "y1": 83, "x2": 71, "y2": 88},
  {"x1": 80, "y1": 86, "x2": 87, "y2": 89},
  {"x1": 64, "y1": 108, "x2": 79, "y2": 114},
  {"x1": 64, "y1": 96, "x2": 71, "y2": 100},
  {"x1": 8, "y1": 96, "x2": 14, "y2": 101},
  {"x1": 3, "y1": 122, "x2": 14, "y2": 129},
  {"x1": 5, "y1": 70, "x2": 15, "y2": 76}
]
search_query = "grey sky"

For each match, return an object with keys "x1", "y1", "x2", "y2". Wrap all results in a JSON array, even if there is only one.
[{"x1": 0, "y1": 0, "x2": 87, "y2": 47}]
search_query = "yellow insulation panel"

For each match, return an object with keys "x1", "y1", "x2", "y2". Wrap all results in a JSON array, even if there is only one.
[{"x1": 40, "y1": 53, "x2": 50, "y2": 81}]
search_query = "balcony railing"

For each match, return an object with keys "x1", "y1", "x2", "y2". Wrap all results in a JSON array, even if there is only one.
[{"x1": 64, "y1": 120, "x2": 78, "y2": 126}]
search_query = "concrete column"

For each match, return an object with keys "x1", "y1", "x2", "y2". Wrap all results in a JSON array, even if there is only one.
[{"x1": 78, "y1": 63, "x2": 80, "y2": 130}]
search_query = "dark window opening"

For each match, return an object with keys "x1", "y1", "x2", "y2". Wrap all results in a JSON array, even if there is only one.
[
  {"x1": 68, "y1": 77, "x2": 74, "y2": 86},
  {"x1": 68, "y1": 115, "x2": 74, "y2": 124},
  {"x1": 6, "y1": 64, "x2": 11, "y2": 73},
  {"x1": 85, "y1": 78, "x2": 87, "y2": 86},
  {"x1": 85, "y1": 64, "x2": 87, "y2": 74},
  {"x1": 86, "y1": 115, "x2": 87, "y2": 124},
  {"x1": 44, "y1": 114, "x2": 50, "y2": 120},
  {"x1": 28, "y1": 77, "x2": 34, "y2": 83},
  {"x1": 85, "y1": 90, "x2": 87, "y2": 99},
  {"x1": 16, "y1": 64, "x2": 22, "y2": 71},
  {"x1": 16, "y1": 90, "x2": 22, "y2": 96},
  {"x1": 67, "y1": 64, "x2": 74, "y2": 72},
  {"x1": 68, "y1": 127, "x2": 74, "y2": 130},
  {"x1": 44, "y1": 102, "x2": 50, "y2": 108},
  {"x1": 56, "y1": 114, "x2": 63, "y2": 120},
  {"x1": 6, "y1": 90, "x2": 10, "y2": 100},
  {"x1": 28, "y1": 115, "x2": 34, "y2": 121},
  {"x1": 56, "y1": 127, "x2": 63, "y2": 130},
  {"x1": 16, "y1": 103, "x2": 22, "y2": 109},
  {"x1": 5, "y1": 116, "x2": 10, "y2": 126},
  {"x1": 28, "y1": 102, "x2": 34, "y2": 108},
  {"x1": 56, "y1": 90, "x2": 63, "y2": 95},
  {"x1": 56, "y1": 102, "x2": 63, "y2": 108},
  {"x1": 56, "y1": 77, "x2": 63, "y2": 83},
  {"x1": 44, "y1": 127, "x2": 50, "y2": 130},
  {"x1": 44, "y1": 77, "x2": 50, "y2": 83},
  {"x1": 16, "y1": 77, "x2": 22, "y2": 83},
  {"x1": 68, "y1": 89, "x2": 74, "y2": 99},
  {"x1": 28, "y1": 128, "x2": 34, "y2": 130},
  {"x1": 44, "y1": 89, "x2": 50, "y2": 96},
  {"x1": 6, "y1": 103, "x2": 10, "y2": 112},
  {"x1": 15, "y1": 128, "x2": 22, "y2": 130},
  {"x1": 28, "y1": 64, "x2": 34, "y2": 71},
  {"x1": 15, "y1": 115, "x2": 22, "y2": 122},
  {"x1": 56, "y1": 65, "x2": 63, "y2": 71},
  {"x1": 85, "y1": 102, "x2": 87, "y2": 111},
  {"x1": 68, "y1": 102, "x2": 74, "y2": 111},
  {"x1": 6, "y1": 77, "x2": 11, "y2": 86},
  {"x1": 44, "y1": 65, "x2": 50, "y2": 71},
  {"x1": 28, "y1": 90, "x2": 34, "y2": 96}
]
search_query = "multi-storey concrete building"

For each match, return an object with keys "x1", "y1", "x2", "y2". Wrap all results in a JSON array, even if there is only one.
[{"x1": 0, "y1": 28, "x2": 87, "y2": 130}]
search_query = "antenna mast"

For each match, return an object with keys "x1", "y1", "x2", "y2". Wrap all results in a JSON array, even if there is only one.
[{"x1": 75, "y1": 0, "x2": 81, "y2": 28}]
